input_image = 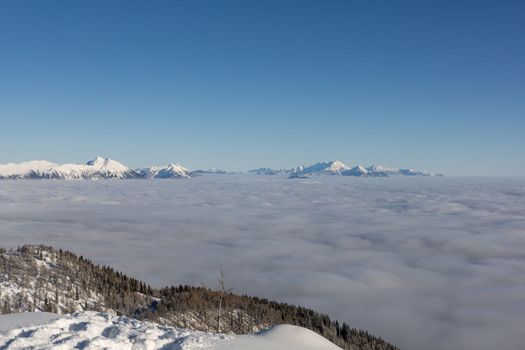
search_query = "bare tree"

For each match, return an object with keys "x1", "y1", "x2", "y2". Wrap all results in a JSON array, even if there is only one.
[{"x1": 216, "y1": 269, "x2": 233, "y2": 332}]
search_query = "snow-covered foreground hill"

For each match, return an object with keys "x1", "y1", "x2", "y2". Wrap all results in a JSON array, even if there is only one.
[{"x1": 0, "y1": 312, "x2": 341, "y2": 350}]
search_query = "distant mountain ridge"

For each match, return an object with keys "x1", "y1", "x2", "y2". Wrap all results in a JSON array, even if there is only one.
[
  {"x1": 0, "y1": 157, "x2": 141, "y2": 179},
  {"x1": 252, "y1": 160, "x2": 443, "y2": 177},
  {"x1": 138, "y1": 163, "x2": 193, "y2": 179},
  {"x1": 0, "y1": 157, "x2": 443, "y2": 179}
]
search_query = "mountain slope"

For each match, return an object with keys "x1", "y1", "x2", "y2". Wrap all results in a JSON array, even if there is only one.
[
  {"x1": 342, "y1": 165, "x2": 370, "y2": 177},
  {"x1": 0, "y1": 245, "x2": 399, "y2": 350}
]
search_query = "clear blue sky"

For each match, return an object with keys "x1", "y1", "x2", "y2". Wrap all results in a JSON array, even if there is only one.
[{"x1": 0, "y1": 0, "x2": 523, "y2": 175}]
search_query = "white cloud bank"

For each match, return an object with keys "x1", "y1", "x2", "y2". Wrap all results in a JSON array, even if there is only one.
[{"x1": 1, "y1": 175, "x2": 524, "y2": 350}]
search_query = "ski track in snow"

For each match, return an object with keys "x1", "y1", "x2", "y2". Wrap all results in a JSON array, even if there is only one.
[
  {"x1": 0, "y1": 175, "x2": 524, "y2": 350},
  {"x1": 0, "y1": 312, "x2": 340, "y2": 350}
]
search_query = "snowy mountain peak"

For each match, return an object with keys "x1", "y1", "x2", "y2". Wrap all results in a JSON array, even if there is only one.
[
  {"x1": 327, "y1": 160, "x2": 350, "y2": 173},
  {"x1": 354, "y1": 165, "x2": 367, "y2": 173},
  {"x1": 342, "y1": 165, "x2": 370, "y2": 177},
  {"x1": 139, "y1": 163, "x2": 193, "y2": 179},
  {"x1": 86, "y1": 156, "x2": 130, "y2": 172},
  {"x1": 295, "y1": 160, "x2": 350, "y2": 175},
  {"x1": 86, "y1": 156, "x2": 107, "y2": 166}
]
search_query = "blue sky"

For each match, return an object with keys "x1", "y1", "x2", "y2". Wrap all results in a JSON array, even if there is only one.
[{"x1": 0, "y1": 0, "x2": 523, "y2": 175}]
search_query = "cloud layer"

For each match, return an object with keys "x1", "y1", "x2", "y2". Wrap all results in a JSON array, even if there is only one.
[{"x1": 1, "y1": 176, "x2": 524, "y2": 350}]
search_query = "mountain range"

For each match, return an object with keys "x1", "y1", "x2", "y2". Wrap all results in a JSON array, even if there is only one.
[
  {"x1": 251, "y1": 160, "x2": 443, "y2": 177},
  {"x1": 0, "y1": 157, "x2": 443, "y2": 179}
]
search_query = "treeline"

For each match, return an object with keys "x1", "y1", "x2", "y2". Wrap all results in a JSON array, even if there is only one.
[{"x1": 0, "y1": 245, "x2": 399, "y2": 350}]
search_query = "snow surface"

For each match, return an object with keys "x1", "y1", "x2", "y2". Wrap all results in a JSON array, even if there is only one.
[
  {"x1": 0, "y1": 312, "x2": 341, "y2": 350},
  {"x1": 0, "y1": 312, "x2": 59, "y2": 332},
  {"x1": 215, "y1": 325, "x2": 341, "y2": 350}
]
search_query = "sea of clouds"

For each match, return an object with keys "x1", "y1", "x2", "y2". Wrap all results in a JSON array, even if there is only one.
[{"x1": 1, "y1": 175, "x2": 524, "y2": 350}]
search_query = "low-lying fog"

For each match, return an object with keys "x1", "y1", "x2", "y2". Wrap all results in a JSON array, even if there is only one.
[{"x1": 1, "y1": 175, "x2": 524, "y2": 350}]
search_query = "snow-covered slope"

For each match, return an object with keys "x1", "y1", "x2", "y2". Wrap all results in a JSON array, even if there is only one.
[
  {"x1": 341, "y1": 165, "x2": 369, "y2": 177},
  {"x1": 0, "y1": 157, "x2": 139, "y2": 179},
  {"x1": 138, "y1": 163, "x2": 193, "y2": 178},
  {"x1": 0, "y1": 160, "x2": 58, "y2": 179},
  {"x1": 0, "y1": 312, "x2": 59, "y2": 332},
  {"x1": 0, "y1": 312, "x2": 342, "y2": 350},
  {"x1": 216, "y1": 323, "x2": 342, "y2": 350}
]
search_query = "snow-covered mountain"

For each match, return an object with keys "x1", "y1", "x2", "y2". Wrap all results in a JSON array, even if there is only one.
[
  {"x1": 0, "y1": 157, "x2": 140, "y2": 179},
  {"x1": 0, "y1": 312, "x2": 342, "y2": 350},
  {"x1": 193, "y1": 168, "x2": 231, "y2": 175},
  {"x1": 0, "y1": 157, "x2": 443, "y2": 179},
  {"x1": 294, "y1": 160, "x2": 350, "y2": 176},
  {"x1": 366, "y1": 164, "x2": 443, "y2": 177},
  {"x1": 248, "y1": 167, "x2": 290, "y2": 175},
  {"x1": 251, "y1": 161, "x2": 442, "y2": 177},
  {"x1": 0, "y1": 157, "x2": 198, "y2": 180},
  {"x1": 366, "y1": 164, "x2": 400, "y2": 175},
  {"x1": 138, "y1": 163, "x2": 193, "y2": 179}
]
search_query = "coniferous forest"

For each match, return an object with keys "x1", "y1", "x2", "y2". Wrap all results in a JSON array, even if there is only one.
[{"x1": 0, "y1": 245, "x2": 399, "y2": 350}]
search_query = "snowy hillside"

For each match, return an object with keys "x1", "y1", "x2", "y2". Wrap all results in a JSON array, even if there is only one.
[
  {"x1": 0, "y1": 245, "x2": 399, "y2": 350},
  {"x1": 0, "y1": 312, "x2": 342, "y2": 350}
]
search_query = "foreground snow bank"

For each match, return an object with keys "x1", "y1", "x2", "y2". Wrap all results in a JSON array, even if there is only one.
[
  {"x1": 0, "y1": 312, "x2": 341, "y2": 350},
  {"x1": 215, "y1": 324, "x2": 342, "y2": 350},
  {"x1": 0, "y1": 312, "x2": 59, "y2": 332}
]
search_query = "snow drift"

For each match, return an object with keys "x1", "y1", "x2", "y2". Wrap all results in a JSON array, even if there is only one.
[{"x1": 0, "y1": 312, "x2": 342, "y2": 350}]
